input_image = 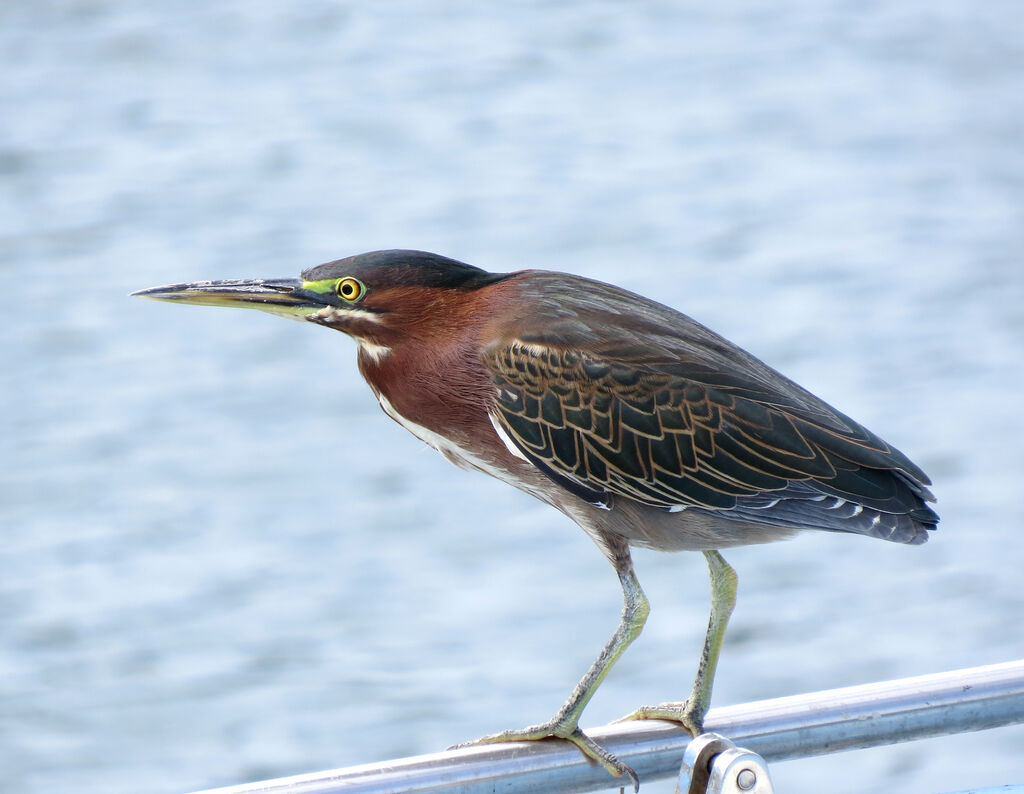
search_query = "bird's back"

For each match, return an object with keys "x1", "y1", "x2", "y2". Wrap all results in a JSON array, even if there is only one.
[{"x1": 483, "y1": 270, "x2": 938, "y2": 548}]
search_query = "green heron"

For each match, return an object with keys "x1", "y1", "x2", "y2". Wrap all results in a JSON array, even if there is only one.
[{"x1": 133, "y1": 250, "x2": 937, "y2": 787}]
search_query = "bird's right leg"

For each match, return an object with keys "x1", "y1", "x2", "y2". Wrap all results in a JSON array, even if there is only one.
[{"x1": 453, "y1": 541, "x2": 649, "y2": 790}]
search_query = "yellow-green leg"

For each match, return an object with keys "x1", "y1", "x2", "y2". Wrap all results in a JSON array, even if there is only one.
[
  {"x1": 621, "y1": 550, "x2": 737, "y2": 734},
  {"x1": 455, "y1": 560, "x2": 649, "y2": 789}
]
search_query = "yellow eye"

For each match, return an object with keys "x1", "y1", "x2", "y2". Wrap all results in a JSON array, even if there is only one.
[{"x1": 336, "y1": 277, "x2": 365, "y2": 302}]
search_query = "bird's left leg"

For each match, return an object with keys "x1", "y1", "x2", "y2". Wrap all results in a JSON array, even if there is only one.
[
  {"x1": 619, "y1": 550, "x2": 737, "y2": 734},
  {"x1": 453, "y1": 539, "x2": 648, "y2": 788}
]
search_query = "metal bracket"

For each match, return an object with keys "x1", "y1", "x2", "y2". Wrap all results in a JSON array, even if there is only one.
[{"x1": 677, "y1": 733, "x2": 775, "y2": 794}]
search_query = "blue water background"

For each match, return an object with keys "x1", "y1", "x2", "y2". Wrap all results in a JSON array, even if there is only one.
[{"x1": 2, "y1": 3, "x2": 1023, "y2": 792}]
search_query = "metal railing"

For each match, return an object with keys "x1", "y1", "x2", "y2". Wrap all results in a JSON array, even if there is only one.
[{"x1": 194, "y1": 659, "x2": 1024, "y2": 794}]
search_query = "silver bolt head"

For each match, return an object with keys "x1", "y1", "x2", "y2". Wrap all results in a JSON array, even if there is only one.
[{"x1": 736, "y1": 768, "x2": 757, "y2": 790}]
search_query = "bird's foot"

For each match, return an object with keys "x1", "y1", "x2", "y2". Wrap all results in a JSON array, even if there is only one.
[
  {"x1": 451, "y1": 719, "x2": 638, "y2": 791},
  {"x1": 616, "y1": 700, "x2": 703, "y2": 736}
]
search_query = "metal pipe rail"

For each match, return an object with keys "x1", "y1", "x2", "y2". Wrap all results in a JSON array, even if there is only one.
[{"x1": 196, "y1": 659, "x2": 1024, "y2": 794}]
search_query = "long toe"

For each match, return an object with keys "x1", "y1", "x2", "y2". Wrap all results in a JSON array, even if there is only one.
[
  {"x1": 618, "y1": 700, "x2": 703, "y2": 736},
  {"x1": 451, "y1": 721, "x2": 638, "y2": 790},
  {"x1": 565, "y1": 728, "x2": 639, "y2": 791}
]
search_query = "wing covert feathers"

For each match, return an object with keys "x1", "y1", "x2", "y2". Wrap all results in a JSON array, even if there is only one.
[{"x1": 486, "y1": 339, "x2": 937, "y2": 544}]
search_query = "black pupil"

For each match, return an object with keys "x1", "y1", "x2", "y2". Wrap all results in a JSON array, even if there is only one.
[{"x1": 342, "y1": 281, "x2": 356, "y2": 298}]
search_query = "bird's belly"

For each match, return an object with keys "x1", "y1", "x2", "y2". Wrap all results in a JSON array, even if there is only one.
[{"x1": 577, "y1": 498, "x2": 802, "y2": 553}]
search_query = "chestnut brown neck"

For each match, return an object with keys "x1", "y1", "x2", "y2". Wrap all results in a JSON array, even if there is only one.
[{"x1": 354, "y1": 277, "x2": 521, "y2": 441}]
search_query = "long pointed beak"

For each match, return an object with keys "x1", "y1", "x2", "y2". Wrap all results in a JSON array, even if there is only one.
[{"x1": 131, "y1": 278, "x2": 325, "y2": 320}]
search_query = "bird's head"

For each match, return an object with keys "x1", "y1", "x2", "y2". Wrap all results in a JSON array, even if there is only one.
[{"x1": 132, "y1": 249, "x2": 513, "y2": 349}]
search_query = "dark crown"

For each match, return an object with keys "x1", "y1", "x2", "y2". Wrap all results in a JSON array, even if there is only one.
[{"x1": 302, "y1": 250, "x2": 511, "y2": 291}]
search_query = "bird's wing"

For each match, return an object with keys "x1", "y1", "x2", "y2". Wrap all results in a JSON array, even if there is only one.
[{"x1": 483, "y1": 336, "x2": 936, "y2": 535}]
